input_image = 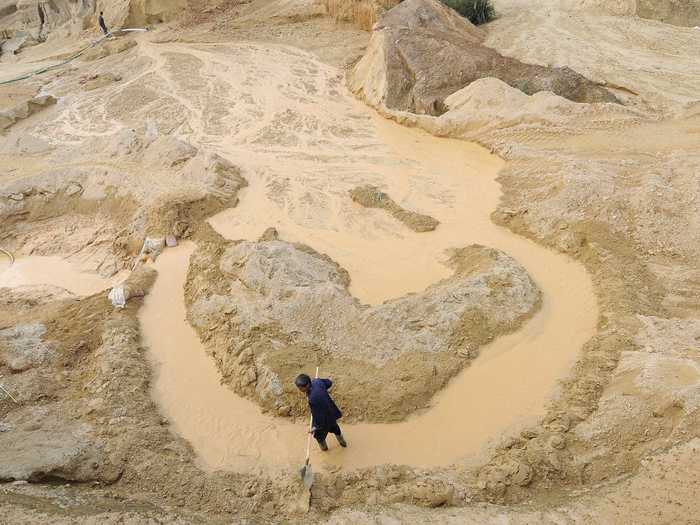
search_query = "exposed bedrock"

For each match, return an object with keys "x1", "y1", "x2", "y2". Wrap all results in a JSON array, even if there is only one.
[{"x1": 0, "y1": 0, "x2": 187, "y2": 42}]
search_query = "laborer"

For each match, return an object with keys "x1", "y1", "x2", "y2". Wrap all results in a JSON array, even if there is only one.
[
  {"x1": 295, "y1": 374, "x2": 347, "y2": 451},
  {"x1": 98, "y1": 11, "x2": 109, "y2": 35}
]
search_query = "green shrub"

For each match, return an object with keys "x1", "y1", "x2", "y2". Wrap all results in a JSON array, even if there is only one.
[{"x1": 441, "y1": 0, "x2": 495, "y2": 25}]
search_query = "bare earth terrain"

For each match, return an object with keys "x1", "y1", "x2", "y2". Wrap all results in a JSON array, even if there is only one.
[{"x1": 0, "y1": 0, "x2": 699, "y2": 523}]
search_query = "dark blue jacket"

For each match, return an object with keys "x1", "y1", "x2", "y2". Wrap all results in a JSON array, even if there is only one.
[{"x1": 308, "y1": 378, "x2": 342, "y2": 430}]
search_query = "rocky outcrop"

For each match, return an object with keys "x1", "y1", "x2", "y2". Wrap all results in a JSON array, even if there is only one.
[
  {"x1": 0, "y1": 0, "x2": 94, "y2": 40},
  {"x1": 125, "y1": 0, "x2": 188, "y2": 26},
  {"x1": 0, "y1": 0, "x2": 186, "y2": 43},
  {"x1": 0, "y1": 95, "x2": 56, "y2": 131},
  {"x1": 349, "y1": 0, "x2": 617, "y2": 115},
  {"x1": 80, "y1": 38, "x2": 137, "y2": 62},
  {"x1": 187, "y1": 238, "x2": 541, "y2": 421}
]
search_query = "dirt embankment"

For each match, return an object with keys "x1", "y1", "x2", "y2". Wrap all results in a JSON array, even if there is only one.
[
  {"x1": 324, "y1": 0, "x2": 399, "y2": 30},
  {"x1": 185, "y1": 232, "x2": 540, "y2": 422},
  {"x1": 0, "y1": 0, "x2": 187, "y2": 46}
]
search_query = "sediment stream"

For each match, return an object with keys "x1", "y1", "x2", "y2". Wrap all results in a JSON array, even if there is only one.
[{"x1": 142, "y1": 111, "x2": 597, "y2": 473}]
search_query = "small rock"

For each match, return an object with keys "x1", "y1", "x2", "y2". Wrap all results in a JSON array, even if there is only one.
[
  {"x1": 511, "y1": 463, "x2": 533, "y2": 486},
  {"x1": 259, "y1": 227, "x2": 279, "y2": 241},
  {"x1": 65, "y1": 183, "x2": 83, "y2": 197},
  {"x1": 521, "y1": 429, "x2": 538, "y2": 439},
  {"x1": 242, "y1": 368, "x2": 256, "y2": 385},
  {"x1": 549, "y1": 434, "x2": 566, "y2": 450}
]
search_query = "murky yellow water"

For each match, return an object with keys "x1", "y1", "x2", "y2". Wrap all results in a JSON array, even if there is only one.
[
  {"x1": 142, "y1": 115, "x2": 597, "y2": 473},
  {"x1": 0, "y1": 256, "x2": 121, "y2": 296}
]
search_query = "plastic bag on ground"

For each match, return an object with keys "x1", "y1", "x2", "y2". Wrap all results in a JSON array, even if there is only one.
[{"x1": 108, "y1": 285, "x2": 127, "y2": 308}]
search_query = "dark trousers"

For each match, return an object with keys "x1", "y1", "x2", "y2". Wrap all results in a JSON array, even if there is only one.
[{"x1": 313, "y1": 421, "x2": 341, "y2": 443}]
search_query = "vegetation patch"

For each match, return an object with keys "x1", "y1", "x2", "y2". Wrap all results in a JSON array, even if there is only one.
[{"x1": 440, "y1": 0, "x2": 495, "y2": 25}]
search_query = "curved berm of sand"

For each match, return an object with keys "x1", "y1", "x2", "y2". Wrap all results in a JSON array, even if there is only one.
[{"x1": 186, "y1": 236, "x2": 540, "y2": 422}]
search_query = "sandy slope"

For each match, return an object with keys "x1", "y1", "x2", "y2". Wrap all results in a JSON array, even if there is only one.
[{"x1": 485, "y1": 0, "x2": 700, "y2": 113}]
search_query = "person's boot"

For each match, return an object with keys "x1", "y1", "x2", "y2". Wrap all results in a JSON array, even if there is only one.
[
  {"x1": 336, "y1": 434, "x2": 347, "y2": 448},
  {"x1": 318, "y1": 439, "x2": 328, "y2": 451}
]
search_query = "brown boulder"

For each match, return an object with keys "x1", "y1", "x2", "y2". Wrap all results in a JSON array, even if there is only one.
[{"x1": 350, "y1": 0, "x2": 618, "y2": 115}]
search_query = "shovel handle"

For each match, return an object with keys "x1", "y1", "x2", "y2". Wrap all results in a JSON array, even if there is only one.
[{"x1": 304, "y1": 366, "x2": 320, "y2": 462}]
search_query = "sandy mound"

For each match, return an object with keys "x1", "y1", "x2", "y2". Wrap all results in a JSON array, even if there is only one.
[
  {"x1": 81, "y1": 37, "x2": 137, "y2": 62},
  {"x1": 391, "y1": 77, "x2": 644, "y2": 153},
  {"x1": 186, "y1": 236, "x2": 540, "y2": 421},
  {"x1": 349, "y1": 0, "x2": 617, "y2": 115}
]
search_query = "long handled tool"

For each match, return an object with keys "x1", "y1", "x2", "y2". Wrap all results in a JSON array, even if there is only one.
[{"x1": 300, "y1": 366, "x2": 319, "y2": 489}]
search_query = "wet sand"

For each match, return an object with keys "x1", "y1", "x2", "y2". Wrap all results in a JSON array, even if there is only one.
[{"x1": 143, "y1": 113, "x2": 597, "y2": 472}]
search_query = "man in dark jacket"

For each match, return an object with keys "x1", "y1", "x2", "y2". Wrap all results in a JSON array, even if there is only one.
[
  {"x1": 98, "y1": 11, "x2": 109, "y2": 35},
  {"x1": 295, "y1": 374, "x2": 347, "y2": 451}
]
